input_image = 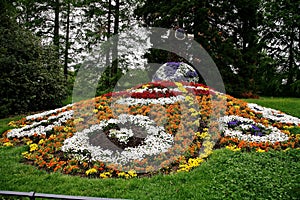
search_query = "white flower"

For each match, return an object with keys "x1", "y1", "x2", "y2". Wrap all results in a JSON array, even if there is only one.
[
  {"x1": 62, "y1": 114, "x2": 174, "y2": 165},
  {"x1": 248, "y1": 103, "x2": 300, "y2": 125},
  {"x1": 26, "y1": 104, "x2": 73, "y2": 121},
  {"x1": 114, "y1": 95, "x2": 185, "y2": 105},
  {"x1": 7, "y1": 110, "x2": 73, "y2": 138},
  {"x1": 219, "y1": 115, "x2": 289, "y2": 143},
  {"x1": 108, "y1": 128, "x2": 134, "y2": 144}
]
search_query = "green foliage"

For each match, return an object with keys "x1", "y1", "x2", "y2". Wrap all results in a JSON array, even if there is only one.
[
  {"x1": 135, "y1": 0, "x2": 263, "y2": 97},
  {"x1": 0, "y1": 7, "x2": 67, "y2": 118},
  {"x1": 289, "y1": 127, "x2": 300, "y2": 136},
  {"x1": 290, "y1": 80, "x2": 300, "y2": 97},
  {"x1": 260, "y1": 0, "x2": 300, "y2": 97},
  {"x1": 96, "y1": 67, "x2": 123, "y2": 96}
]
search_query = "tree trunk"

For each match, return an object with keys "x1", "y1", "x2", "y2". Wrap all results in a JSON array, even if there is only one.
[
  {"x1": 106, "y1": 0, "x2": 112, "y2": 68},
  {"x1": 286, "y1": 25, "x2": 295, "y2": 86},
  {"x1": 111, "y1": 0, "x2": 119, "y2": 77},
  {"x1": 63, "y1": 1, "x2": 70, "y2": 79},
  {"x1": 104, "y1": 0, "x2": 112, "y2": 87},
  {"x1": 53, "y1": 0, "x2": 60, "y2": 58}
]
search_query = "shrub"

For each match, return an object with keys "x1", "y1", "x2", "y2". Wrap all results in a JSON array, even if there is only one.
[{"x1": 0, "y1": 15, "x2": 67, "y2": 118}]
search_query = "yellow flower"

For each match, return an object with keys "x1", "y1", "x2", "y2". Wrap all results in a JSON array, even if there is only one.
[
  {"x1": 38, "y1": 139, "x2": 45, "y2": 145},
  {"x1": 128, "y1": 170, "x2": 137, "y2": 178},
  {"x1": 195, "y1": 131, "x2": 209, "y2": 139},
  {"x1": 85, "y1": 168, "x2": 97, "y2": 175},
  {"x1": 191, "y1": 112, "x2": 200, "y2": 117},
  {"x1": 185, "y1": 96, "x2": 194, "y2": 102},
  {"x1": 188, "y1": 158, "x2": 203, "y2": 168},
  {"x1": 117, "y1": 170, "x2": 137, "y2": 178},
  {"x1": 142, "y1": 84, "x2": 151, "y2": 89},
  {"x1": 226, "y1": 145, "x2": 241, "y2": 152},
  {"x1": 22, "y1": 151, "x2": 31, "y2": 159},
  {"x1": 177, "y1": 164, "x2": 190, "y2": 172},
  {"x1": 98, "y1": 105, "x2": 104, "y2": 110},
  {"x1": 256, "y1": 148, "x2": 265, "y2": 153},
  {"x1": 203, "y1": 141, "x2": 214, "y2": 149},
  {"x1": 175, "y1": 82, "x2": 187, "y2": 92},
  {"x1": 74, "y1": 118, "x2": 84, "y2": 124},
  {"x1": 281, "y1": 130, "x2": 290, "y2": 135},
  {"x1": 3, "y1": 142, "x2": 13, "y2": 147},
  {"x1": 64, "y1": 127, "x2": 72, "y2": 132},
  {"x1": 193, "y1": 120, "x2": 200, "y2": 126},
  {"x1": 283, "y1": 148, "x2": 290, "y2": 152},
  {"x1": 26, "y1": 140, "x2": 33, "y2": 145},
  {"x1": 100, "y1": 172, "x2": 111, "y2": 179},
  {"x1": 177, "y1": 158, "x2": 204, "y2": 172},
  {"x1": 283, "y1": 125, "x2": 290, "y2": 129},
  {"x1": 8, "y1": 121, "x2": 17, "y2": 127},
  {"x1": 118, "y1": 172, "x2": 129, "y2": 178},
  {"x1": 93, "y1": 109, "x2": 98, "y2": 113},
  {"x1": 189, "y1": 108, "x2": 196, "y2": 113},
  {"x1": 175, "y1": 82, "x2": 183, "y2": 87},
  {"x1": 29, "y1": 143, "x2": 38, "y2": 152}
]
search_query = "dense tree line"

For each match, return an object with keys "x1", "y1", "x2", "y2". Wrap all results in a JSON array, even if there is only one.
[
  {"x1": 135, "y1": 0, "x2": 299, "y2": 97},
  {"x1": 0, "y1": 0, "x2": 299, "y2": 118}
]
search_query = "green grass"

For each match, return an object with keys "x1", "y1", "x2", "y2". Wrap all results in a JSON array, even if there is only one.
[
  {"x1": 0, "y1": 97, "x2": 299, "y2": 199},
  {"x1": 0, "y1": 147, "x2": 299, "y2": 200},
  {"x1": 0, "y1": 116, "x2": 23, "y2": 136},
  {"x1": 243, "y1": 97, "x2": 300, "y2": 118},
  {"x1": 62, "y1": 95, "x2": 73, "y2": 106}
]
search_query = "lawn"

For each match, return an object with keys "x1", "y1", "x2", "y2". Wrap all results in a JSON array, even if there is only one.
[
  {"x1": 0, "y1": 97, "x2": 299, "y2": 200},
  {"x1": 243, "y1": 97, "x2": 300, "y2": 118},
  {"x1": 1, "y1": 146, "x2": 299, "y2": 200}
]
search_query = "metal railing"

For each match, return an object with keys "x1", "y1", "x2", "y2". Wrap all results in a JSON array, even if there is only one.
[{"x1": 0, "y1": 190, "x2": 129, "y2": 200}]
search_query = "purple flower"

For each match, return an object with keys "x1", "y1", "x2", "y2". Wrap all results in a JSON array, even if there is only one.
[
  {"x1": 257, "y1": 132, "x2": 263, "y2": 137},
  {"x1": 228, "y1": 120, "x2": 239, "y2": 127},
  {"x1": 167, "y1": 62, "x2": 180, "y2": 69},
  {"x1": 186, "y1": 71, "x2": 198, "y2": 77},
  {"x1": 251, "y1": 125, "x2": 260, "y2": 131}
]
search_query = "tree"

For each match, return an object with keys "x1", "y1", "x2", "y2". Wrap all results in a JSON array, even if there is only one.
[
  {"x1": 261, "y1": 0, "x2": 300, "y2": 96},
  {"x1": 15, "y1": 0, "x2": 80, "y2": 79},
  {"x1": 135, "y1": 1, "x2": 239, "y2": 95},
  {"x1": 0, "y1": 0, "x2": 67, "y2": 117}
]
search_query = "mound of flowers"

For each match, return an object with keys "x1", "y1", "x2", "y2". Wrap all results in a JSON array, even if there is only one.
[
  {"x1": 1, "y1": 80, "x2": 300, "y2": 178},
  {"x1": 152, "y1": 62, "x2": 199, "y2": 83}
]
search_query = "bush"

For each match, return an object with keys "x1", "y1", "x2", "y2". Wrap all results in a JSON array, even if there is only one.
[{"x1": 0, "y1": 15, "x2": 67, "y2": 118}]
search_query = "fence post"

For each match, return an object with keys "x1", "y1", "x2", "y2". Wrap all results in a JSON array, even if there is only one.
[{"x1": 29, "y1": 191, "x2": 35, "y2": 200}]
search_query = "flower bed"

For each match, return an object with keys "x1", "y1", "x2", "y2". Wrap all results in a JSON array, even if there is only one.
[{"x1": 1, "y1": 81, "x2": 299, "y2": 178}]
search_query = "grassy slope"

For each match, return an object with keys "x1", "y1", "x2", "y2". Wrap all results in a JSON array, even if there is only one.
[
  {"x1": 0, "y1": 147, "x2": 299, "y2": 200},
  {"x1": 244, "y1": 97, "x2": 300, "y2": 118},
  {"x1": 0, "y1": 97, "x2": 299, "y2": 200},
  {"x1": 0, "y1": 116, "x2": 23, "y2": 135}
]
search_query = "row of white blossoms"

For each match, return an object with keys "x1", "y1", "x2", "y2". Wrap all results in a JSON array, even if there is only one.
[
  {"x1": 219, "y1": 115, "x2": 289, "y2": 143},
  {"x1": 219, "y1": 103, "x2": 300, "y2": 144}
]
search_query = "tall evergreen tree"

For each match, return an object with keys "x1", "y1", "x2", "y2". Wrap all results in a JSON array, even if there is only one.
[{"x1": 261, "y1": 0, "x2": 300, "y2": 96}]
